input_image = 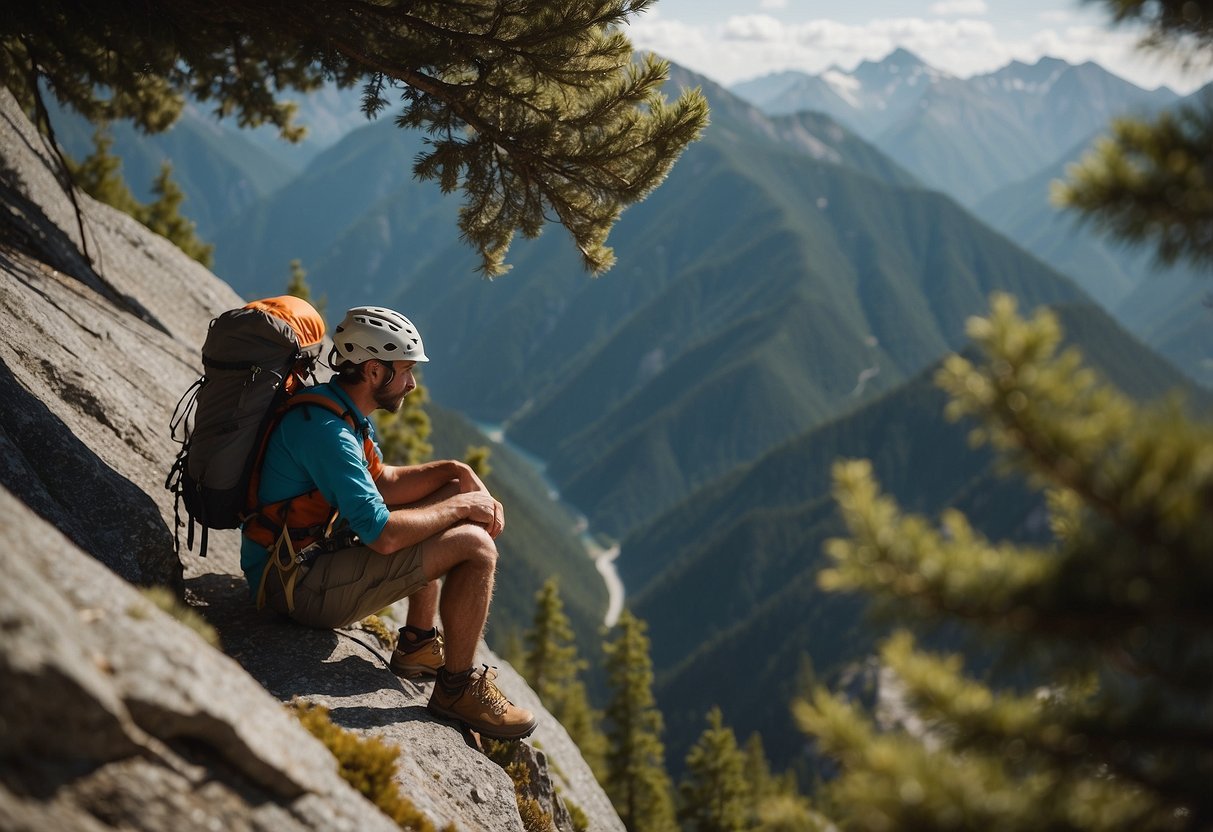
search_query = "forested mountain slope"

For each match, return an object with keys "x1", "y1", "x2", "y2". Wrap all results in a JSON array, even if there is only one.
[{"x1": 624, "y1": 302, "x2": 1210, "y2": 772}]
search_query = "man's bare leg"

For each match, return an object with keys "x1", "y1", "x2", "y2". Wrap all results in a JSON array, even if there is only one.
[
  {"x1": 420, "y1": 520, "x2": 535, "y2": 740},
  {"x1": 405, "y1": 580, "x2": 439, "y2": 630},
  {"x1": 420, "y1": 523, "x2": 496, "y2": 672}
]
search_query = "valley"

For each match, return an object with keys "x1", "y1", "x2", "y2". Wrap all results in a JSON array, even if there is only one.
[{"x1": 58, "y1": 46, "x2": 1213, "y2": 777}]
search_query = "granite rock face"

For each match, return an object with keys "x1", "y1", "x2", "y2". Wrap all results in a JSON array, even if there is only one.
[{"x1": 0, "y1": 88, "x2": 624, "y2": 832}]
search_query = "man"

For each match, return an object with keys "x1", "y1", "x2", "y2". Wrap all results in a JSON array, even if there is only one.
[{"x1": 241, "y1": 305, "x2": 536, "y2": 740}]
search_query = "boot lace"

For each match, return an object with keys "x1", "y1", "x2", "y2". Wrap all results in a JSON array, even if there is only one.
[{"x1": 467, "y1": 665, "x2": 508, "y2": 716}]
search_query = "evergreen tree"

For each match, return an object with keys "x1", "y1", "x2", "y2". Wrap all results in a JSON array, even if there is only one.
[
  {"x1": 1054, "y1": 0, "x2": 1213, "y2": 268},
  {"x1": 141, "y1": 161, "x2": 214, "y2": 268},
  {"x1": 524, "y1": 578, "x2": 608, "y2": 779},
  {"x1": 603, "y1": 609, "x2": 677, "y2": 832},
  {"x1": 677, "y1": 707, "x2": 749, "y2": 832},
  {"x1": 286, "y1": 259, "x2": 310, "y2": 302},
  {"x1": 66, "y1": 127, "x2": 141, "y2": 217},
  {"x1": 464, "y1": 445, "x2": 493, "y2": 479},
  {"x1": 285, "y1": 258, "x2": 327, "y2": 318},
  {"x1": 742, "y1": 733, "x2": 777, "y2": 804},
  {"x1": 4, "y1": 1, "x2": 708, "y2": 276},
  {"x1": 68, "y1": 131, "x2": 213, "y2": 267},
  {"x1": 526, "y1": 578, "x2": 580, "y2": 700},
  {"x1": 374, "y1": 376, "x2": 433, "y2": 466},
  {"x1": 798, "y1": 10, "x2": 1213, "y2": 827},
  {"x1": 794, "y1": 294, "x2": 1213, "y2": 830}
]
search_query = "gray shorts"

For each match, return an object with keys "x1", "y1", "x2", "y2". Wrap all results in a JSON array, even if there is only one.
[{"x1": 263, "y1": 542, "x2": 428, "y2": 629}]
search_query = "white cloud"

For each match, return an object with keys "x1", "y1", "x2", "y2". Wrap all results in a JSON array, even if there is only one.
[
  {"x1": 623, "y1": 11, "x2": 1213, "y2": 92},
  {"x1": 1038, "y1": 10, "x2": 1075, "y2": 24},
  {"x1": 929, "y1": 0, "x2": 988, "y2": 16}
]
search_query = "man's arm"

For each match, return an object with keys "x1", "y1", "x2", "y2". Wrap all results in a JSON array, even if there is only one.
[
  {"x1": 376, "y1": 458, "x2": 499, "y2": 503},
  {"x1": 366, "y1": 489, "x2": 501, "y2": 554},
  {"x1": 369, "y1": 459, "x2": 505, "y2": 554},
  {"x1": 375, "y1": 459, "x2": 468, "y2": 506}
]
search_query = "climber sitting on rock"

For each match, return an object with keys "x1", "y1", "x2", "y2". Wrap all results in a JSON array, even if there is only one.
[{"x1": 241, "y1": 305, "x2": 537, "y2": 741}]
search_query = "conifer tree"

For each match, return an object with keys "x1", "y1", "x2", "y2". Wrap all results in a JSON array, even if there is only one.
[
  {"x1": 68, "y1": 131, "x2": 214, "y2": 267},
  {"x1": 797, "y1": 9, "x2": 1213, "y2": 826},
  {"x1": 794, "y1": 294, "x2": 1213, "y2": 831},
  {"x1": 742, "y1": 733, "x2": 781, "y2": 809},
  {"x1": 677, "y1": 707, "x2": 749, "y2": 832},
  {"x1": 285, "y1": 259, "x2": 327, "y2": 318},
  {"x1": 141, "y1": 162, "x2": 214, "y2": 268},
  {"x1": 603, "y1": 609, "x2": 677, "y2": 832},
  {"x1": 1054, "y1": 0, "x2": 1213, "y2": 268},
  {"x1": 66, "y1": 127, "x2": 141, "y2": 217},
  {"x1": 464, "y1": 445, "x2": 493, "y2": 479},
  {"x1": 524, "y1": 577, "x2": 608, "y2": 779},
  {"x1": 286, "y1": 259, "x2": 310, "y2": 302},
  {"x1": 4, "y1": 1, "x2": 708, "y2": 276}
]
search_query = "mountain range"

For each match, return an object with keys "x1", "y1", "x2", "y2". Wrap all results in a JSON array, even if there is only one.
[
  {"x1": 733, "y1": 50, "x2": 1210, "y2": 387},
  {"x1": 731, "y1": 49, "x2": 1178, "y2": 207},
  {"x1": 51, "y1": 52, "x2": 1213, "y2": 772}
]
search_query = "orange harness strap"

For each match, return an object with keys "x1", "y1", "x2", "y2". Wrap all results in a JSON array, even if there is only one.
[{"x1": 244, "y1": 393, "x2": 384, "y2": 611}]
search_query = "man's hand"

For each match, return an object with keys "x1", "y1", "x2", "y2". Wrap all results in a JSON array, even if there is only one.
[{"x1": 453, "y1": 491, "x2": 505, "y2": 538}]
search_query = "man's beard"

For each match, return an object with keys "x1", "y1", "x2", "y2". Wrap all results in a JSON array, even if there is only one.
[{"x1": 373, "y1": 377, "x2": 407, "y2": 413}]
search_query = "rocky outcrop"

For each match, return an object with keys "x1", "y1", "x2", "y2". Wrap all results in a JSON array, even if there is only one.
[{"x1": 0, "y1": 87, "x2": 623, "y2": 832}]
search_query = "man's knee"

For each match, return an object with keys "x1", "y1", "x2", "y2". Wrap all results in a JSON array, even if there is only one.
[
  {"x1": 459, "y1": 524, "x2": 498, "y2": 571},
  {"x1": 424, "y1": 523, "x2": 497, "y2": 579}
]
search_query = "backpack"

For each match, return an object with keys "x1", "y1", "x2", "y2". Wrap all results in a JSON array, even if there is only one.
[{"x1": 166, "y1": 296, "x2": 326, "y2": 556}]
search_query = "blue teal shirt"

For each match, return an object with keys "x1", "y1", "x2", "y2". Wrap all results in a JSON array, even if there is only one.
[{"x1": 240, "y1": 382, "x2": 390, "y2": 596}]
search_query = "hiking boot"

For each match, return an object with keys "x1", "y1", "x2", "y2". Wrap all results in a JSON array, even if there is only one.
[
  {"x1": 427, "y1": 665, "x2": 538, "y2": 740},
  {"x1": 389, "y1": 631, "x2": 445, "y2": 678}
]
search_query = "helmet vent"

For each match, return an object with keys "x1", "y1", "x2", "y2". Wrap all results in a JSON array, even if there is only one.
[{"x1": 384, "y1": 343, "x2": 398, "y2": 351}]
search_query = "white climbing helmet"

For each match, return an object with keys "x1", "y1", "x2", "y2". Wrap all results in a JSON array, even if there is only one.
[{"x1": 329, "y1": 306, "x2": 430, "y2": 367}]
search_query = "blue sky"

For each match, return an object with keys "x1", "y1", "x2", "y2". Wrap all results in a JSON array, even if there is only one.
[{"x1": 623, "y1": 0, "x2": 1213, "y2": 93}]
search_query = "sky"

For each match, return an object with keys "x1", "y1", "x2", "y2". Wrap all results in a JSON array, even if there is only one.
[{"x1": 623, "y1": 0, "x2": 1213, "y2": 94}]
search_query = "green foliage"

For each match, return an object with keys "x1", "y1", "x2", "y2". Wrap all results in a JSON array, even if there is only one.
[
  {"x1": 3, "y1": 0, "x2": 707, "y2": 276},
  {"x1": 566, "y1": 798, "x2": 591, "y2": 832},
  {"x1": 1056, "y1": 0, "x2": 1213, "y2": 268},
  {"x1": 360, "y1": 614, "x2": 397, "y2": 651},
  {"x1": 526, "y1": 578, "x2": 582, "y2": 700},
  {"x1": 603, "y1": 610, "x2": 677, "y2": 832},
  {"x1": 1054, "y1": 104, "x2": 1213, "y2": 269},
  {"x1": 142, "y1": 161, "x2": 214, "y2": 267},
  {"x1": 464, "y1": 445, "x2": 492, "y2": 479},
  {"x1": 797, "y1": 296, "x2": 1213, "y2": 831},
  {"x1": 484, "y1": 739, "x2": 556, "y2": 832},
  {"x1": 290, "y1": 700, "x2": 434, "y2": 831},
  {"x1": 677, "y1": 707, "x2": 749, "y2": 832},
  {"x1": 751, "y1": 794, "x2": 828, "y2": 832},
  {"x1": 67, "y1": 128, "x2": 213, "y2": 266},
  {"x1": 374, "y1": 377, "x2": 433, "y2": 466},
  {"x1": 524, "y1": 578, "x2": 608, "y2": 779},
  {"x1": 67, "y1": 127, "x2": 141, "y2": 216},
  {"x1": 133, "y1": 586, "x2": 220, "y2": 648},
  {"x1": 1093, "y1": 0, "x2": 1213, "y2": 55},
  {"x1": 285, "y1": 258, "x2": 327, "y2": 319}
]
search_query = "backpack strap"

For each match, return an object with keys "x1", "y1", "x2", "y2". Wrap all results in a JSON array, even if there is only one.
[{"x1": 244, "y1": 392, "x2": 383, "y2": 610}]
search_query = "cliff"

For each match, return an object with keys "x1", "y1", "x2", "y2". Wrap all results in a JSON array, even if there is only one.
[{"x1": 0, "y1": 87, "x2": 623, "y2": 832}]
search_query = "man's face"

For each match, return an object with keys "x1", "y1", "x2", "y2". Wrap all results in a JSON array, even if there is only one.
[{"x1": 372, "y1": 360, "x2": 417, "y2": 413}]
